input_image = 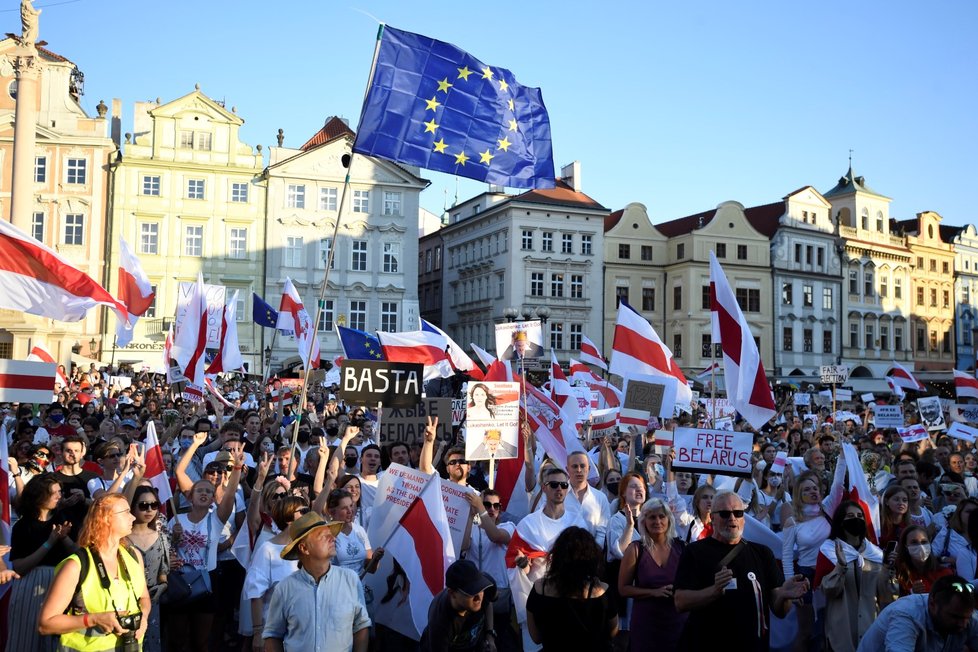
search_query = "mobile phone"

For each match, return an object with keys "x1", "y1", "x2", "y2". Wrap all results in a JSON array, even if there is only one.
[{"x1": 885, "y1": 541, "x2": 898, "y2": 567}]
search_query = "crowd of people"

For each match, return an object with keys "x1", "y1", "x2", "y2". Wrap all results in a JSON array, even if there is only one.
[{"x1": 2, "y1": 362, "x2": 978, "y2": 651}]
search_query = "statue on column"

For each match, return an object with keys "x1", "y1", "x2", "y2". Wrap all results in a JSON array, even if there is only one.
[{"x1": 20, "y1": 0, "x2": 40, "y2": 49}]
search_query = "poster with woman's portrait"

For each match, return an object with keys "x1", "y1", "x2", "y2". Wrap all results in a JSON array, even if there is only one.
[{"x1": 463, "y1": 381, "x2": 521, "y2": 460}]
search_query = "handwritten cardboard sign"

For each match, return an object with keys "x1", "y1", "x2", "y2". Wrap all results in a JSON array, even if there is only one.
[
  {"x1": 377, "y1": 398, "x2": 452, "y2": 443},
  {"x1": 672, "y1": 427, "x2": 753, "y2": 478},
  {"x1": 873, "y1": 404, "x2": 904, "y2": 429},
  {"x1": 948, "y1": 422, "x2": 978, "y2": 443}
]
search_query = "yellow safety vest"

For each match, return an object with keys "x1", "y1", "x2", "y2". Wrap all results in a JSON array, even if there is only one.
[{"x1": 58, "y1": 547, "x2": 146, "y2": 652}]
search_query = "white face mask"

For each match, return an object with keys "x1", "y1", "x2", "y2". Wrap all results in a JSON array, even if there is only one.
[
  {"x1": 907, "y1": 543, "x2": 931, "y2": 563},
  {"x1": 768, "y1": 475, "x2": 782, "y2": 488},
  {"x1": 261, "y1": 440, "x2": 275, "y2": 453}
]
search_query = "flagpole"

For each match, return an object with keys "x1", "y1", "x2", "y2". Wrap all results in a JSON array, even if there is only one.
[
  {"x1": 710, "y1": 340, "x2": 717, "y2": 428},
  {"x1": 377, "y1": 470, "x2": 441, "y2": 552},
  {"x1": 262, "y1": 328, "x2": 279, "y2": 387}
]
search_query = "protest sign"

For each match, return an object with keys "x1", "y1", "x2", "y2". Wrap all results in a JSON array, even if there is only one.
[
  {"x1": 340, "y1": 360, "x2": 423, "y2": 408},
  {"x1": 835, "y1": 388, "x2": 853, "y2": 402},
  {"x1": 714, "y1": 416, "x2": 734, "y2": 431},
  {"x1": 463, "y1": 382, "x2": 520, "y2": 460},
  {"x1": 814, "y1": 390, "x2": 832, "y2": 406},
  {"x1": 109, "y1": 375, "x2": 132, "y2": 389},
  {"x1": 872, "y1": 404, "x2": 904, "y2": 429},
  {"x1": 698, "y1": 398, "x2": 737, "y2": 418},
  {"x1": 452, "y1": 398, "x2": 466, "y2": 426},
  {"x1": 793, "y1": 393, "x2": 811, "y2": 407},
  {"x1": 571, "y1": 386, "x2": 592, "y2": 420},
  {"x1": 861, "y1": 393, "x2": 876, "y2": 403},
  {"x1": 898, "y1": 424, "x2": 929, "y2": 443},
  {"x1": 494, "y1": 320, "x2": 544, "y2": 360},
  {"x1": 833, "y1": 410, "x2": 861, "y2": 425},
  {"x1": 672, "y1": 427, "x2": 753, "y2": 477},
  {"x1": 652, "y1": 429, "x2": 674, "y2": 456},
  {"x1": 820, "y1": 365, "x2": 849, "y2": 384},
  {"x1": 619, "y1": 374, "x2": 679, "y2": 425},
  {"x1": 951, "y1": 404, "x2": 978, "y2": 424},
  {"x1": 378, "y1": 398, "x2": 452, "y2": 443},
  {"x1": 917, "y1": 396, "x2": 947, "y2": 431},
  {"x1": 948, "y1": 422, "x2": 978, "y2": 443},
  {"x1": 176, "y1": 281, "x2": 225, "y2": 348},
  {"x1": 590, "y1": 408, "x2": 618, "y2": 440},
  {"x1": 0, "y1": 360, "x2": 56, "y2": 404}
]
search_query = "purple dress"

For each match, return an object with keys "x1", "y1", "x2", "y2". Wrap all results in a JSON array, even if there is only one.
[{"x1": 627, "y1": 539, "x2": 687, "y2": 652}]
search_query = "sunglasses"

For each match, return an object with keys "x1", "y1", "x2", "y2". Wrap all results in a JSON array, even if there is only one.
[
  {"x1": 205, "y1": 466, "x2": 232, "y2": 474},
  {"x1": 102, "y1": 453, "x2": 123, "y2": 460},
  {"x1": 713, "y1": 509, "x2": 745, "y2": 520},
  {"x1": 445, "y1": 459, "x2": 468, "y2": 466},
  {"x1": 546, "y1": 481, "x2": 570, "y2": 490},
  {"x1": 271, "y1": 492, "x2": 287, "y2": 499},
  {"x1": 137, "y1": 501, "x2": 160, "y2": 511},
  {"x1": 483, "y1": 501, "x2": 501, "y2": 510},
  {"x1": 35, "y1": 452, "x2": 49, "y2": 459}
]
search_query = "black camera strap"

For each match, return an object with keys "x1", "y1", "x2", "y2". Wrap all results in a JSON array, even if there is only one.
[{"x1": 89, "y1": 547, "x2": 139, "y2": 617}]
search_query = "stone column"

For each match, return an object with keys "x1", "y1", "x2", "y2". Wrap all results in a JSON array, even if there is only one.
[{"x1": 10, "y1": 48, "x2": 39, "y2": 232}]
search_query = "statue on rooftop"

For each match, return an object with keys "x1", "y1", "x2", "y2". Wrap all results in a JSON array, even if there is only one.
[{"x1": 21, "y1": 0, "x2": 40, "y2": 49}]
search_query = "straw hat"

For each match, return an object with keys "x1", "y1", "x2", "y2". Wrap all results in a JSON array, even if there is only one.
[{"x1": 280, "y1": 512, "x2": 344, "y2": 561}]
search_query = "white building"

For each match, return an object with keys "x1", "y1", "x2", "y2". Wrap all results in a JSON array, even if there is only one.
[{"x1": 943, "y1": 223, "x2": 978, "y2": 372}]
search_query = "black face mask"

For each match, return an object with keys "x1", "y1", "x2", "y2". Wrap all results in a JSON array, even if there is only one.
[
  {"x1": 842, "y1": 518, "x2": 866, "y2": 539},
  {"x1": 606, "y1": 482, "x2": 619, "y2": 497},
  {"x1": 326, "y1": 426, "x2": 339, "y2": 437},
  {"x1": 344, "y1": 457, "x2": 358, "y2": 468},
  {"x1": 297, "y1": 431, "x2": 310, "y2": 445}
]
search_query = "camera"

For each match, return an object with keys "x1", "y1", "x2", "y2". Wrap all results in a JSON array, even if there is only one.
[
  {"x1": 116, "y1": 612, "x2": 142, "y2": 652},
  {"x1": 117, "y1": 612, "x2": 142, "y2": 632}
]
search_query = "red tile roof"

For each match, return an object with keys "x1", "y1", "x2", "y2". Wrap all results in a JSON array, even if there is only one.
[
  {"x1": 655, "y1": 200, "x2": 784, "y2": 239},
  {"x1": 300, "y1": 117, "x2": 355, "y2": 151},
  {"x1": 37, "y1": 45, "x2": 70, "y2": 63},
  {"x1": 604, "y1": 209, "x2": 624, "y2": 232},
  {"x1": 514, "y1": 179, "x2": 607, "y2": 211}
]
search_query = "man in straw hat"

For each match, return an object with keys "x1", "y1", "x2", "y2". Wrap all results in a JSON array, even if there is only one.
[{"x1": 263, "y1": 512, "x2": 370, "y2": 651}]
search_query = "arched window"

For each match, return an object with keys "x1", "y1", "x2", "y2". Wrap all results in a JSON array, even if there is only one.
[
  {"x1": 861, "y1": 208, "x2": 870, "y2": 231},
  {"x1": 876, "y1": 211, "x2": 884, "y2": 232}
]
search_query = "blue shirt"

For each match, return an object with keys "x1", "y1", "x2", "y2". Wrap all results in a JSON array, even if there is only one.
[
  {"x1": 857, "y1": 594, "x2": 978, "y2": 652},
  {"x1": 263, "y1": 564, "x2": 371, "y2": 652}
]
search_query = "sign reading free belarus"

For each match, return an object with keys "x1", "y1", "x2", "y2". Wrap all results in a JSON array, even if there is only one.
[{"x1": 672, "y1": 427, "x2": 753, "y2": 478}]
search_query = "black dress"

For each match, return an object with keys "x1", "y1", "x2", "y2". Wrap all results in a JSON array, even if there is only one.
[{"x1": 526, "y1": 582, "x2": 616, "y2": 651}]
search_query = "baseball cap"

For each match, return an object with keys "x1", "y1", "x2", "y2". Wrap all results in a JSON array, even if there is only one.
[
  {"x1": 120, "y1": 419, "x2": 139, "y2": 429},
  {"x1": 446, "y1": 559, "x2": 496, "y2": 597}
]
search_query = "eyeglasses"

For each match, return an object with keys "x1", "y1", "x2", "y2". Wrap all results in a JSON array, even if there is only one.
[
  {"x1": 951, "y1": 582, "x2": 975, "y2": 594},
  {"x1": 483, "y1": 501, "x2": 501, "y2": 510},
  {"x1": 546, "y1": 481, "x2": 570, "y2": 490},
  {"x1": 713, "y1": 509, "x2": 746, "y2": 520},
  {"x1": 102, "y1": 453, "x2": 123, "y2": 460},
  {"x1": 137, "y1": 501, "x2": 160, "y2": 511},
  {"x1": 445, "y1": 459, "x2": 468, "y2": 466},
  {"x1": 271, "y1": 492, "x2": 287, "y2": 499},
  {"x1": 35, "y1": 452, "x2": 49, "y2": 459}
]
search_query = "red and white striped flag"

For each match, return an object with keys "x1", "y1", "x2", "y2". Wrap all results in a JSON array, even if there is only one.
[
  {"x1": 591, "y1": 407, "x2": 619, "y2": 432},
  {"x1": 0, "y1": 360, "x2": 56, "y2": 404},
  {"x1": 0, "y1": 420, "x2": 11, "y2": 544},
  {"x1": 0, "y1": 218, "x2": 128, "y2": 324},
  {"x1": 886, "y1": 376, "x2": 906, "y2": 399},
  {"x1": 116, "y1": 237, "x2": 156, "y2": 348},
  {"x1": 953, "y1": 370, "x2": 978, "y2": 400},
  {"x1": 550, "y1": 352, "x2": 573, "y2": 408},
  {"x1": 695, "y1": 361, "x2": 722, "y2": 381},
  {"x1": 709, "y1": 253, "x2": 776, "y2": 429},
  {"x1": 143, "y1": 421, "x2": 173, "y2": 505},
  {"x1": 172, "y1": 273, "x2": 208, "y2": 385},
  {"x1": 276, "y1": 278, "x2": 320, "y2": 370},
  {"x1": 26, "y1": 343, "x2": 68, "y2": 387},
  {"x1": 888, "y1": 362, "x2": 925, "y2": 392},
  {"x1": 422, "y1": 319, "x2": 475, "y2": 374},
  {"x1": 470, "y1": 342, "x2": 497, "y2": 368},
  {"x1": 609, "y1": 300, "x2": 692, "y2": 405},
  {"x1": 377, "y1": 330, "x2": 453, "y2": 380},
  {"x1": 579, "y1": 335, "x2": 607, "y2": 370},
  {"x1": 182, "y1": 383, "x2": 204, "y2": 403},
  {"x1": 384, "y1": 476, "x2": 455, "y2": 634},
  {"x1": 569, "y1": 358, "x2": 621, "y2": 409},
  {"x1": 205, "y1": 290, "x2": 244, "y2": 374}
]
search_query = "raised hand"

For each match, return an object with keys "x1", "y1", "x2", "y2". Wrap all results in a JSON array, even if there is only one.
[{"x1": 424, "y1": 415, "x2": 439, "y2": 443}]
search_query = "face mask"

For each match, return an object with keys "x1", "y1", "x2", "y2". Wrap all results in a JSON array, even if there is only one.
[
  {"x1": 248, "y1": 395, "x2": 256, "y2": 402},
  {"x1": 297, "y1": 431, "x2": 310, "y2": 445},
  {"x1": 606, "y1": 482, "x2": 619, "y2": 496},
  {"x1": 326, "y1": 426, "x2": 339, "y2": 437},
  {"x1": 802, "y1": 504, "x2": 822, "y2": 517},
  {"x1": 907, "y1": 542, "x2": 931, "y2": 562},
  {"x1": 654, "y1": 464, "x2": 665, "y2": 479},
  {"x1": 768, "y1": 475, "x2": 782, "y2": 488},
  {"x1": 49, "y1": 414, "x2": 64, "y2": 423},
  {"x1": 842, "y1": 517, "x2": 867, "y2": 539},
  {"x1": 261, "y1": 440, "x2": 275, "y2": 453},
  {"x1": 179, "y1": 437, "x2": 193, "y2": 450},
  {"x1": 345, "y1": 457, "x2": 358, "y2": 468}
]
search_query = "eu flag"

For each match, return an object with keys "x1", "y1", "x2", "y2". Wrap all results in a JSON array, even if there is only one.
[
  {"x1": 337, "y1": 325, "x2": 385, "y2": 360},
  {"x1": 252, "y1": 292, "x2": 279, "y2": 328},
  {"x1": 353, "y1": 25, "x2": 555, "y2": 189}
]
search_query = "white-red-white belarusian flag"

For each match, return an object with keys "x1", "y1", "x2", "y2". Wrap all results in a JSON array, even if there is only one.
[
  {"x1": 422, "y1": 319, "x2": 475, "y2": 374},
  {"x1": 0, "y1": 360, "x2": 56, "y2": 404},
  {"x1": 549, "y1": 351, "x2": 573, "y2": 407},
  {"x1": 384, "y1": 476, "x2": 455, "y2": 634},
  {"x1": 26, "y1": 343, "x2": 68, "y2": 388},
  {"x1": 579, "y1": 335, "x2": 607, "y2": 370},
  {"x1": 695, "y1": 361, "x2": 722, "y2": 381},
  {"x1": 470, "y1": 342, "x2": 496, "y2": 368},
  {"x1": 569, "y1": 358, "x2": 621, "y2": 408},
  {"x1": 0, "y1": 218, "x2": 129, "y2": 324},
  {"x1": 609, "y1": 300, "x2": 692, "y2": 405},
  {"x1": 888, "y1": 362, "x2": 925, "y2": 392},
  {"x1": 116, "y1": 237, "x2": 156, "y2": 348},
  {"x1": 709, "y1": 252, "x2": 776, "y2": 429},
  {"x1": 0, "y1": 420, "x2": 11, "y2": 544},
  {"x1": 205, "y1": 290, "x2": 243, "y2": 374},
  {"x1": 886, "y1": 376, "x2": 906, "y2": 399},
  {"x1": 276, "y1": 278, "x2": 320, "y2": 370},
  {"x1": 172, "y1": 273, "x2": 208, "y2": 385},
  {"x1": 953, "y1": 370, "x2": 978, "y2": 400},
  {"x1": 143, "y1": 421, "x2": 173, "y2": 505},
  {"x1": 377, "y1": 330, "x2": 452, "y2": 380}
]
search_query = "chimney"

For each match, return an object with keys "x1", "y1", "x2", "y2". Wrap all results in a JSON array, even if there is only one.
[
  {"x1": 560, "y1": 161, "x2": 582, "y2": 192},
  {"x1": 111, "y1": 99, "x2": 122, "y2": 147}
]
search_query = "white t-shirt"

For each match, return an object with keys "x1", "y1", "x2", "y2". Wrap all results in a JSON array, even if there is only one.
[
  {"x1": 333, "y1": 523, "x2": 370, "y2": 572},
  {"x1": 170, "y1": 511, "x2": 220, "y2": 571},
  {"x1": 469, "y1": 519, "x2": 516, "y2": 589}
]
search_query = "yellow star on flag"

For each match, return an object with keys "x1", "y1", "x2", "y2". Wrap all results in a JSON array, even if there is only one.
[
  {"x1": 423, "y1": 119, "x2": 439, "y2": 133},
  {"x1": 497, "y1": 136, "x2": 512, "y2": 152},
  {"x1": 498, "y1": 79, "x2": 509, "y2": 93},
  {"x1": 457, "y1": 66, "x2": 472, "y2": 80},
  {"x1": 508, "y1": 98, "x2": 515, "y2": 111},
  {"x1": 479, "y1": 149, "x2": 494, "y2": 164},
  {"x1": 481, "y1": 66, "x2": 494, "y2": 80},
  {"x1": 508, "y1": 118, "x2": 519, "y2": 132},
  {"x1": 425, "y1": 96, "x2": 441, "y2": 111},
  {"x1": 432, "y1": 138, "x2": 448, "y2": 153},
  {"x1": 437, "y1": 78, "x2": 453, "y2": 93},
  {"x1": 455, "y1": 151, "x2": 469, "y2": 166}
]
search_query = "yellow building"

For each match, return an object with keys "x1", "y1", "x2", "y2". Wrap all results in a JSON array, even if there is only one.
[
  {"x1": 897, "y1": 211, "x2": 955, "y2": 373},
  {"x1": 0, "y1": 38, "x2": 116, "y2": 364},
  {"x1": 103, "y1": 89, "x2": 265, "y2": 371}
]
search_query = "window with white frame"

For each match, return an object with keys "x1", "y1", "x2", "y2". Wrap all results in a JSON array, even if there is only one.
[
  {"x1": 352, "y1": 240, "x2": 367, "y2": 271},
  {"x1": 522, "y1": 230, "x2": 533, "y2": 250},
  {"x1": 235, "y1": 293, "x2": 246, "y2": 322},
  {"x1": 895, "y1": 276, "x2": 903, "y2": 299},
  {"x1": 142, "y1": 175, "x2": 161, "y2": 196},
  {"x1": 561, "y1": 233, "x2": 573, "y2": 254},
  {"x1": 319, "y1": 187, "x2": 337, "y2": 211},
  {"x1": 318, "y1": 300, "x2": 334, "y2": 331},
  {"x1": 187, "y1": 179, "x2": 205, "y2": 199},
  {"x1": 803, "y1": 284, "x2": 813, "y2": 307},
  {"x1": 229, "y1": 228, "x2": 247, "y2": 259},
  {"x1": 551, "y1": 274, "x2": 564, "y2": 297},
  {"x1": 542, "y1": 232, "x2": 553, "y2": 252},
  {"x1": 581, "y1": 234, "x2": 592, "y2": 255},
  {"x1": 31, "y1": 212, "x2": 44, "y2": 241},
  {"x1": 383, "y1": 243, "x2": 399, "y2": 273},
  {"x1": 550, "y1": 323, "x2": 563, "y2": 350},
  {"x1": 286, "y1": 184, "x2": 305, "y2": 209},
  {"x1": 349, "y1": 301, "x2": 367, "y2": 330},
  {"x1": 145, "y1": 284, "x2": 158, "y2": 318},
  {"x1": 822, "y1": 287, "x2": 833, "y2": 310},
  {"x1": 353, "y1": 190, "x2": 369, "y2": 213},
  {"x1": 63, "y1": 214, "x2": 84, "y2": 245},
  {"x1": 318, "y1": 238, "x2": 334, "y2": 269},
  {"x1": 179, "y1": 131, "x2": 194, "y2": 149},
  {"x1": 66, "y1": 158, "x2": 87, "y2": 184},
  {"x1": 531, "y1": 272, "x2": 544, "y2": 297},
  {"x1": 570, "y1": 324, "x2": 583, "y2": 351},
  {"x1": 184, "y1": 225, "x2": 203, "y2": 256},
  {"x1": 284, "y1": 236, "x2": 303, "y2": 267},
  {"x1": 140, "y1": 223, "x2": 159, "y2": 255},
  {"x1": 571, "y1": 274, "x2": 584, "y2": 299},
  {"x1": 196, "y1": 132, "x2": 212, "y2": 151},
  {"x1": 231, "y1": 182, "x2": 248, "y2": 203},
  {"x1": 850, "y1": 323, "x2": 859, "y2": 348},
  {"x1": 34, "y1": 156, "x2": 46, "y2": 183},
  {"x1": 383, "y1": 191, "x2": 401, "y2": 216},
  {"x1": 381, "y1": 302, "x2": 398, "y2": 331}
]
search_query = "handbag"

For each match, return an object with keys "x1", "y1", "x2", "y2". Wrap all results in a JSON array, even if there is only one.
[{"x1": 160, "y1": 566, "x2": 211, "y2": 605}]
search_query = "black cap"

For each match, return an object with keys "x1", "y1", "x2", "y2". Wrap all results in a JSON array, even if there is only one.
[{"x1": 445, "y1": 559, "x2": 496, "y2": 598}]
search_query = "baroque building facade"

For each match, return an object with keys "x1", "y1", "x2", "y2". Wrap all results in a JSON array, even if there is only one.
[{"x1": 943, "y1": 224, "x2": 978, "y2": 372}]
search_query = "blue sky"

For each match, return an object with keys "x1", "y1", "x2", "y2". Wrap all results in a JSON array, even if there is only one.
[{"x1": 20, "y1": 0, "x2": 978, "y2": 227}]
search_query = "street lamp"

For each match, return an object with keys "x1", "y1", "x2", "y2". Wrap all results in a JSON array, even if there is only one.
[
  {"x1": 535, "y1": 306, "x2": 551, "y2": 325},
  {"x1": 89, "y1": 338, "x2": 97, "y2": 357},
  {"x1": 503, "y1": 306, "x2": 519, "y2": 322}
]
